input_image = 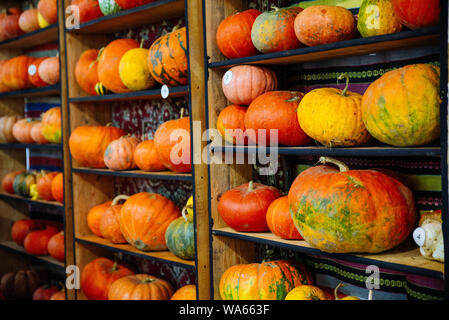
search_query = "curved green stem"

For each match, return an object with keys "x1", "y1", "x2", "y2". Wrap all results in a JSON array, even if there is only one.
[
  {"x1": 318, "y1": 157, "x2": 349, "y2": 172},
  {"x1": 337, "y1": 73, "x2": 350, "y2": 96}
]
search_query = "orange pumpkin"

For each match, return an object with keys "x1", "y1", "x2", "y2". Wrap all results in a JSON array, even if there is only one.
[
  {"x1": 154, "y1": 116, "x2": 191, "y2": 173},
  {"x1": 98, "y1": 38, "x2": 140, "y2": 93},
  {"x1": 37, "y1": 0, "x2": 57, "y2": 24},
  {"x1": 0, "y1": 8, "x2": 23, "y2": 39},
  {"x1": 23, "y1": 226, "x2": 60, "y2": 255},
  {"x1": 71, "y1": 0, "x2": 104, "y2": 23},
  {"x1": 36, "y1": 171, "x2": 58, "y2": 201},
  {"x1": 2, "y1": 56, "x2": 33, "y2": 90},
  {"x1": 69, "y1": 124, "x2": 126, "y2": 168},
  {"x1": 244, "y1": 91, "x2": 310, "y2": 146},
  {"x1": 170, "y1": 284, "x2": 196, "y2": 300},
  {"x1": 108, "y1": 274, "x2": 174, "y2": 300},
  {"x1": 38, "y1": 56, "x2": 59, "y2": 85},
  {"x1": 216, "y1": 9, "x2": 262, "y2": 59},
  {"x1": 75, "y1": 49, "x2": 100, "y2": 96},
  {"x1": 18, "y1": 8, "x2": 40, "y2": 33},
  {"x1": 99, "y1": 195, "x2": 128, "y2": 244},
  {"x1": 222, "y1": 65, "x2": 277, "y2": 105},
  {"x1": 47, "y1": 231, "x2": 65, "y2": 262},
  {"x1": 119, "y1": 192, "x2": 181, "y2": 251},
  {"x1": 41, "y1": 106, "x2": 61, "y2": 144},
  {"x1": 87, "y1": 201, "x2": 113, "y2": 237},
  {"x1": 49, "y1": 290, "x2": 66, "y2": 300},
  {"x1": 2, "y1": 170, "x2": 24, "y2": 194},
  {"x1": 216, "y1": 105, "x2": 248, "y2": 145},
  {"x1": 294, "y1": 6, "x2": 356, "y2": 47},
  {"x1": 51, "y1": 172, "x2": 63, "y2": 203},
  {"x1": 0, "y1": 60, "x2": 11, "y2": 92},
  {"x1": 133, "y1": 139, "x2": 167, "y2": 172},
  {"x1": 28, "y1": 57, "x2": 49, "y2": 87},
  {"x1": 30, "y1": 121, "x2": 49, "y2": 144},
  {"x1": 12, "y1": 118, "x2": 37, "y2": 143},
  {"x1": 0, "y1": 115, "x2": 22, "y2": 143},
  {"x1": 266, "y1": 196, "x2": 302, "y2": 240},
  {"x1": 104, "y1": 135, "x2": 140, "y2": 171}
]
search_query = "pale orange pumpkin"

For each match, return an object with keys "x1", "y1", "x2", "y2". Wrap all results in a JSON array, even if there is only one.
[
  {"x1": 18, "y1": 8, "x2": 40, "y2": 33},
  {"x1": 0, "y1": 115, "x2": 22, "y2": 143},
  {"x1": 99, "y1": 195, "x2": 128, "y2": 244},
  {"x1": 12, "y1": 118, "x2": 37, "y2": 143},
  {"x1": 107, "y1": 274, "x2": 174, "y2": 300},
  {"x1": 30, "y1": 121, "x2": 49, "y2": 144},
  {"x1": 38, "y1": 56, "x2": 59, "y2": 85},
  {"x1": 104, "y1": 135, "x2": 140, "y2": 171}
]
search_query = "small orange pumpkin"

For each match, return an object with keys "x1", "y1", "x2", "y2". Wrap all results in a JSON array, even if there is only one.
[
  {"x1": 216, "y1": 104, "x2": 248, "y2": 145},
  {"x1": 108, "y1": 274, "x2": 174, "y2": 300},
  {"x1": 75, "y1": 49, "x2": 100, "y2": 96},
  {"x1": 266, "y1": 196, "x2": 302, "y2": 240},
  {"x1": 170, "y1": 284, "x2": 196, "y2": 300},
  {"x1": 37, "y1": 0, "x2": 57, "y2": 24},
  {"x1": 38, "y1": 56, "x2": 59, "y2": 85},
  {"x1": 30, "y1": 121, "x2": 49, "y2": 144},
  {"x1": 104, "y1": 135, "x2": 140, "y2": 171},
  {"x1": 18, "y1": 8, "x2": 40, "y2": 33},
  {"x1": 99, "y1": 195, "x2": 128, "y2": 244},
  {"x1": 28, "y1": 57, "x2": 49, "y2": 87},
  {"x1": 133, "y1": 139, "x2": 167, "y2": 172},
  {"x1": 51, "y1": 172, "x2": 63, "y2": 203},
  {"x1": 87, "y1": 201, "x2": 113, "y2": 238},
  {"x1": 47, "y1": 231, "x2": 65, "y2": 262},
  {"x1": 12, "y1": 118, "x2": 37, "y2": 143},
  {"x1": 2, "y1": 56, "x2": 33, "y2": 90},
  {"x1": 36, "y1": 171, "x2": 58, "y2": 201}
]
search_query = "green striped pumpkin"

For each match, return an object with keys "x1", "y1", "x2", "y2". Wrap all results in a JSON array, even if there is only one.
[
  {"x1": 13, "y1": 171, "x2": 45, "y2": 198},
  {"x1": 99, "y1": 0, "x2": 122, "y2": 16},
  {"x1": 357, "y1": 0, "x2": 402, "y2": 37}
]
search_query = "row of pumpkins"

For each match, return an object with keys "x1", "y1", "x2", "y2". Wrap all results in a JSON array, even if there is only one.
[
  {"x1": 218, "y1": 62, "x2": 440, "y2": 148},
  {"x1": 0, "y1": 107, "x2": 61, "y2": 144},
  {"x1": 2, "y1": 170, "x2": 64, "y2": 203},
  {"x1": 0, "y1": 55, "x2": 59, "y2": 93},
  {"x1": 216, "y1": 0, "x2": 440, "y2": 59},
  {"x1": 86, "y1": 194, "x2": 194, "y2": 260},
  {"x1": 69, "y1": 113, "x2": 191, "y2": 173},
  {"x1": 75, "y1": 26, "x2": 187, "y2": 96},
  {"x1": 1, "y1": 269, "x2": 65, "y2": 300}
]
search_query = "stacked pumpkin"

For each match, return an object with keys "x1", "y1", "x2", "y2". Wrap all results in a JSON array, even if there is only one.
[
  {"x1": 215, "y1": 0, "x2": 440, "y2": 60},
  {"x1": 74, "y1": 24, "x2": 188, "y2": 96}
]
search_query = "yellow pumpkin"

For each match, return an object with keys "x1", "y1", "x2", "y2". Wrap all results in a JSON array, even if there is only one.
[
  {"x1": 285, "y1": 285, "x2": 327, "y2": 300},
  {"x1": 37, "y1": 11, "x2": 50, "y2": 28},
  {"x1": 119, "y1": 47, "x2": 156, "y2": 92},
  {"x1": 297, "y1": 73, "x2": 371, "y2": 147}
]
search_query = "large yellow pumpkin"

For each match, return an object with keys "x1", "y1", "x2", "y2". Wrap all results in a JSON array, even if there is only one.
[
  {"x1": 119, "y1": 47, "x2": 156, "y2": 91},
  {"x1": 361, "y1": 64, "x2": 441, "y2": 147}
]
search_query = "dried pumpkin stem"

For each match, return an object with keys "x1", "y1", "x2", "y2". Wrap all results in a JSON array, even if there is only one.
[
  {"x1": 270, "y1": 4, "x2": 280, "y2": 11},
  {"x1": 337, "y1": 73, "x2": 350, "y2": 96},
  {"x1": 248, "y1": 180, "x2": 254, "y2": 192},
  {"x1": 111, "y1": 194, "x2": 130, "y2": 206},
  {"x1": 334, "y1": 282, "x2": 344, "y2": 300},
  {"x1": 319, "y1": 156, "x2": 349, "y2": 172}
]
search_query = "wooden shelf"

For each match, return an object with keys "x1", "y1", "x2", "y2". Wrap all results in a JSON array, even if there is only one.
[
  {"x1": 212, "y1": 227, "x2": 444, "y2": 279},
  {"x1": 69, "y1": 86, "x2": 189, "y2": 103},
  {"x1": 0, "y1": 241, "x2": 64, "y2": 271},
  {"x1": 0, "y1": 193, "x2": 64, "y2": 210},
  {"x1": 0, "y1": 25, "x2": 58, "y2": 49},
  {"x1": 66, "y1": 0, "x2": 185, "y2": 34},
  {"x1": 0, "y1": 85, "x2": 60, "y2": 99},
  {"x1": 208, "y1": 27, "x2": 439, "y2": 69},
  {"x1": 0, "y1": 143, "x2": 62, "y2": 151},
  {"x1": 72, "y1": 167, "x2": 192, "y2": 181},
  {"x1": 75, "y1": 234, "x2": 196, "y2": 270}
]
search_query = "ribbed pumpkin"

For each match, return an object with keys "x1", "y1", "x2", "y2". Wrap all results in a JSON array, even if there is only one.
[
  {"x1": 133, "y1": 139, "x2": 166, "y2": 171},
  {"x1": 216, "y1": 9, "x2": 262, "y2": 59},
  {"x1": 12, "y1": 118, "x2": 37, "y2": 144},
  {"x1": 28, "y1": 57, "x2": 49, "y2": 87},
  {"x1": 98, "y1": 38, "x2": 140, "y2": 93},
  {"x1": 219, "y1": 260, "x2": 313, "y2": 300},
  {"x1": 99, "y1": 195, "x2": 127, "y2": 244},
  {"x1": 392, "y1": 0, "x2": 440, "y2": 29},
  {"x1": 147, "y1": 26, "x2": 188, "y2": 86},
  {"x1": 170, "y1": 284, "x2": 196, "y2": 300},
  {"x1": 0, "y1": 270, "x2": 47, "y2": 300},
  {"x1": 81, "y1": 257, "x2": 135, "y2": 300},
  {"x1": 361, "y1": 64, "x2": 440, "y2": 147},
  {"x1": 104, "y1": 135, "x2": 140, "y2": 170},
  {"x1": 47, "y1": 231, "x2": 65, "y2": 262},
  {"x1": 0, "y1": 115, "x2": 21, "y2": 143},
  {"x1": 119, "y1": 192, "x2": 181, "y2": 251},
  {"x1": 119, "y1": 47, "x2": 156, "y2": 91},
  {"x1": 38, "y1": 56, "x2": 59, "y2": 85},
  {"x1": 2, "y1": 56, "x2": 32, "y2": 90},
  {"x1": 266, "y1": 196, "x2": 302, "y2": 240},
  {"x1": 87, "y1": 201, "x2": 113, "y2": 237},
  {"x1": 297, "y1": 74, "x2": 371, "y2": 147},
  {"x1": 216, "y1": 104, "x2": 248, "y2": 145},
  {"x1": 285, "y1": 285, "x2": 327, "y2": 300},
  {"x1": 40, "y1": 106, "x2": 61, "y2": 143},
  {"x1": 245, "y1": 91, "x2": 310, "y2": 146},
  {"x1": 251, "y1": 5, "x2": 303, "y2": 54},
  {"x1": 37, "y1": 0, "x2": 57, "y2": 24},
  {"x1": 11, "y1": 219, "x2": 45, "y2": 246},
  {"x1": 99, "y1": 0, "x2": 122, "y2": 15},
  {"x1": 36, "y1": 171, "x2": 58, "y2": 201},
  {"x1": 218, "y1": 181, "x2": 281, "y2": 232},
  {"x1": 357, "y1": 0, "x2": 402, "y2": 37},
  {"x1": 18, "y1": 8, "x2": 40, "y2": 33},
  {"x1": 108, "y1": 274, "x2": 174, "y2": 300},
  {"x1": 165, "y1": 197, "x2": 195, "y2": 260},
  {"x1": 294, "y1": 5, "x2": 356, "y2": 46},
  {"x1": 0, "y1": 8, "x2": 23, "y2": 39},
  {"x1": 24, "y1": 225, "x2": 60, "y2": 255},
  {"x1": 75, "y1": 49, "x2": 100, "y2": 95},
  {"x1": 0, "y1": 60, "x2": 11, "y2": 92},
  {"x1": 154, "y1": 116, "x2": 191, "y2": 173},
  {"x1": 71, "y1": 0, "x2": 103, "y2": 23},
  {"x1": 2, "y1": 170, "x2": 24, "y2": 194},
  {"x1": 115, "y1": 0, "x2": 156, "y2": 10},
  {"x1": 30, "y1": 121, "x2": 49, "y2": 144},
  {"x1": 69, "y1": 124, "x2": 126, "y2": 168},
  {"x1": 222, "y1": 65, "x2": 278, "y2": 105},
  {"x1": 51, "y1": 172, "x2": 63, "y2": 203},
  {"x1": 288, "y1": 157, "x2": 417, "y2": 253}
]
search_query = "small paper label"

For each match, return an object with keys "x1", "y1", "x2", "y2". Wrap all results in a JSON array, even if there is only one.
[
  {"x1": 28, "y1": 65, "x2": 37, "y2": 76},
  {"x1": 161, "y1": 85, "x2": 169, "y2": 99},
  {"x1": 223, "y1": 70, "x2": 233, "y2": 85},
  {"x1": 413, "y1": 227, "x2": 426, "y2": 247}
]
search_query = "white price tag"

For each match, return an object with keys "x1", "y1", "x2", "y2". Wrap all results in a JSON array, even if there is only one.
[
  {"x1": 161, "y1": 85, "x2": 169, "y2": 99},
  {"x1": 28, "y1": 64, "x2": 37, "y2": 76},
  {"x1": 223, "y1": 70, "x2": 233, "y2": 85},
  {"x1": 413, "y1": 227, "x2": 426, "y2": 247}
]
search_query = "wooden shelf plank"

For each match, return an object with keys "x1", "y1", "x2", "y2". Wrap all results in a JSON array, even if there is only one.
[
  {"x1": 212, "y1": 227, "x2": 444, "y2": 279},
  {"x1": 209, "y1": 27, "x2": 439, "y2": 69},
  {"x1": 66, "y1": 0, "x2": 185, "y2": 34},
  {"x1": 0, "y1": 143, "x2": 62, "y2": 150},
  {"x1": 69, "y1": 85, "x2": 189, "y2": 103},
  {"x1": 0, "y1": 85, "x2": 60, "y2": 99},
  {"x1": 0, "y1": 241, "x2": 64, "y2": 270},
  {"x1": 0, "y1": 193, "x2": 64, "y2": 210},
  {"x1": 72, "y1": 167, "x2": 193, "y2": 181},
  {"x1": 0, "y1": 25, "x2": 58, "y2": 49},
  {"x1": 75, "y1": 234, "x2": 195, "y2": 270}
]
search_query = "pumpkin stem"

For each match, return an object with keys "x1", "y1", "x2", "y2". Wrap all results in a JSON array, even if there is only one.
[
  {"x1": 270, "y1": 4, "x2": 280, "y2": 11},
  {"x1": 181, "y1": 204, "x2": 194, "y2": 222},
  {"x1": 180, "y1": 108, "x2": 185, "y2": 118},
  {"x1": 111, "y1": 261, "x2": 118, "y2": 272},
  {"x1": 111, "y1": 194, "x2": 130, "y2": 206},
  {"x1": 318, "y1": 157, "x2": 349, "y2": 172},
  {"x1": 172, "y1": 23, "x2": 182, "y2": 32},
  {"x1": 96, "y1": 47, "x2": 105, "y2": 62},
  {"x1": 139, "y1": 39, "x2": 145, "y2": 49},
  {"x1": 248, "y1": 180, "x2": 254, "y2": 192},
  {"x1": 334, "y1": 282, "x2": 344, "y2": 300},
  {"x1": 337, "y1": 73, "x2": 350, "y2": 96},
  {"x1": 368, "y1": 289, "x2": 373, "y2": 300},
  {"x1": 141, "y1": 278, "x2": 157, "y2": 284},
  {"x1": 105, "y1": 122, "x2": 112, "y2": 127}
]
